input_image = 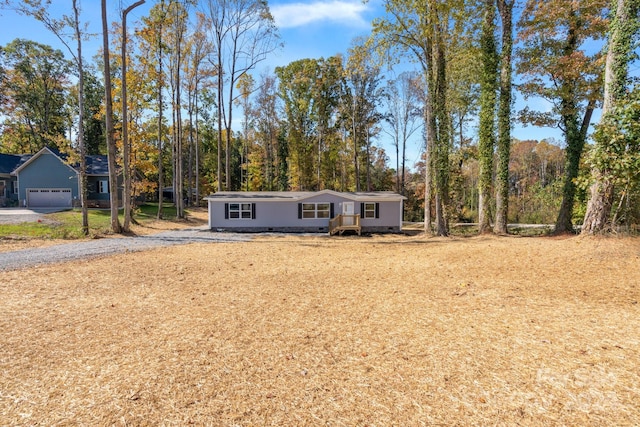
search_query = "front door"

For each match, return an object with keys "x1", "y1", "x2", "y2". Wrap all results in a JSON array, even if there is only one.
[{"x1": 342, "y1": 201, "x2": 354, "y2": 225}]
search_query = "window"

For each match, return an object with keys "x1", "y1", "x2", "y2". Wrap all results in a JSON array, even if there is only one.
[
  {"x1": 361, "y1": 202, "x2": 379, "y2": 219},
  {"x1": 226, "y1": 202, "x2": 255, "y2": 220},
  {"x1": 364, "y1": 203, "x2": 376, "y2": 218},
  {"x1": 98, "y1": 180, "x2": 109, "y2": 194},
  {"x1": 301, "y1": 202, "x2": 331, "y2": 219},
  {"x1": 12, "y1": 180, "x2": 18, "y2": 194}
]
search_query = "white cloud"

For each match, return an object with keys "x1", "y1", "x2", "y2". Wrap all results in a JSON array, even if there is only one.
[{"x1": 271, "y1": 1, "x2": 370, "y2": 29}]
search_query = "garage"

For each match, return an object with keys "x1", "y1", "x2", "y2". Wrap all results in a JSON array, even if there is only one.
[{"x1": 27, "y1": 188, "x2": 72, "y2": 207}]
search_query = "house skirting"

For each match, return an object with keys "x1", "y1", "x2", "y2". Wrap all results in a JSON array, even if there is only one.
[{"x1": 210, "y1": 225, "x2": 402, "y2": 234}]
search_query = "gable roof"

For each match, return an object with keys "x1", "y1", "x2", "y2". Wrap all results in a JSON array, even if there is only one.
[
  {"x1": 12, "y1": 146, "x2": 78, "y2": 176},
  {"x1": 0, "y1": 153, "x2": 32, "y2": 175},
  {"x1": 4, "y1": 147, "x2": 109, "y2": 176},
  {"x1": 204, "y1": 189, "x2": 406, "y2": 202}
]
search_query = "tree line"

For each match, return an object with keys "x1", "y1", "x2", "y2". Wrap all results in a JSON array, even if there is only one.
[{"x1": 0, "y1": 0, "x2": 638, "y2": 235}]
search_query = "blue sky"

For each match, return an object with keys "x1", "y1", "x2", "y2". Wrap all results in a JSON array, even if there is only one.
[{"x1": 0, "y1": 0, "x2": 569, "y2": 169}]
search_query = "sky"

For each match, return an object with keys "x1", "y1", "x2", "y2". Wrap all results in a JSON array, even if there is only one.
[{"x1": 0, "y1": 0, "x2": 572, "y2": 170}]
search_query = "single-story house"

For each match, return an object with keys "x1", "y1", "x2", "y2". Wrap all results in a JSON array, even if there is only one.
[
  {"x1": 205, "y1": 190, "x2": 406, "y2": 234},
  {"x1": 0, "y1": 146, "x2": 118, "y2": 208}
]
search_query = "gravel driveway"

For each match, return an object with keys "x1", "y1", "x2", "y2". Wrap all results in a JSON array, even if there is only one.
[{"x1": 0, "y1": 227, "x2": 252, "y2": 271}]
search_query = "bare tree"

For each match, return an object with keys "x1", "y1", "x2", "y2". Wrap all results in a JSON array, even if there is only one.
[
  {"x1": 183, "y1": 13, "x2": 214, "y2": 205},
  {"x1": 383, "y1": 71, "x2": 422, "y2": 196},
  {"x1": 163, "y1": 0, "x2": 191, "y2": 218},
  {"x1": 201, "y1": 0, "x2": 280, "y2": 191}
]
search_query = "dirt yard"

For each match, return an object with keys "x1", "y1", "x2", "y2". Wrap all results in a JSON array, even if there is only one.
[{"x1": 1, "y1": 233, "x2": 639, "y2": 425}]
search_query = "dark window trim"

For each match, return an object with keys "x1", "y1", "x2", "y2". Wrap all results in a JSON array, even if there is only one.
[
  {"x1": 299, "y1": 202, "x2": 331, "y2": 219},
  {"x1": 361, "y1": 202, "x2": 379, "y2": 219},
  {"x1": 225, "y1": 202, "x2": 255, "y2": 220}
]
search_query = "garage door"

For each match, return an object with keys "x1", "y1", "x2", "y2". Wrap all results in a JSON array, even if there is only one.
[{"x1": 27, "y1": 188, "x2": 72, "y2": 207}]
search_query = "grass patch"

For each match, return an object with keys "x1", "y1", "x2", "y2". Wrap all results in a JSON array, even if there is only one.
[
  {"x1": 0, "y1": 203, "x2": 190, "y2": 240},
  {"x1": 135, "y1": 203, "x2": 178, "y2": 220},
  {"x1": 0, "y1": 210, "x2": 116, "y2": 240},
  {"x1": 0, "y1": 222, "x2": 72, "y2": 239}
]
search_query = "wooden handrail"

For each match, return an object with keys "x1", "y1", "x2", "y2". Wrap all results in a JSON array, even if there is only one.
[{"x1": 329, "y1": 214, "x2": 361, "y2": 235}]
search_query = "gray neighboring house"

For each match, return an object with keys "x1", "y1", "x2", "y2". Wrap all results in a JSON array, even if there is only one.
[
  {"x1": 205, "y1": 190, "x2": 406, "y2": 234},
  {"x1": 1, "y1": 146, "x2": 116, "y2": 208}
]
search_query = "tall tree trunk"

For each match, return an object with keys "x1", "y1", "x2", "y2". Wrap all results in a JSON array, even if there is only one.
[
  {"x1": 194, "y1": 79, "x2": 200, "y2": 206},
  {"x1": 582, "y1": 0, "x2": 637, "y2": 234},
  {"x1": 352, "y1": 98, "x2": 360, "y2": 192},
  {"x1": 277, "y1": 129, "x2": 288, "y2": 191},
  {"x1": 401, "y1": 132, "x2": 406, "y2": 196},
  {"x1": 188, "y1": 93, "x2": 194, "y2": 204},
  {"x1": 225, "y1": 101, "x2": 232, "y2": 191},
  {"x1": 477, "y1": 0, "x2": 498, "y2": 234},
  {"x1": 73, "y1": 0, "x2": 89, "y2": 235},
  {"x1": 554, "y1": 10, "x2": 594, "y2": 234},
  {"x1": 121, "y1": 1, "x2": 145, "y2": 232},
  {"x1": 101, "y1": 0, "x2": 121, "y2": 233},
  {"x1": 395, "y1": 127, "x2": 400, "y2": 193},
  {"x1": 433, "y1": 24, "x2": 449, "y2": 236},
  {"x1": 494, "y1": 0, "x2": 514, "y2": 235},
  {"x1": 366, "y1": 128, "x2": 372, "y2": 191},
  {"x1": 171, "y1": 83, "x2": 177, "y2": 211},
  {"x1": 175, "y1": 40, "x2": 184, "y2": 218},
  {"x1": 157, "y1": 23, "x2": 164, "y2": 219},
  {"x1": 396, "y1": 113, "x2": 413, "y2": 197},
  {"x1": 217, "y1": 55, "x2": 224, "y2": 192},
  {"x1": 225, "y1": 55, "x2": 237, "y2": 191},
  {"x1": 555, "y1": 105, "x2": 587, "y2": 233},
  {"x1": 423, "y1": 96, "x2": 433, "y2": 234},
  {"x1": 421, "y1": 17, "x2": 436, "y2": 235}
]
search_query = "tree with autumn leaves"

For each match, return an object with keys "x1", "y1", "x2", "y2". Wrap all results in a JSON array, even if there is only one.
[{"x1": 517, "y1": 0, "x2": 610, "y2": 233}]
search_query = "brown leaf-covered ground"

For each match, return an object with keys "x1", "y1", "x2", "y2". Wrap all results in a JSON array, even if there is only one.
[{"x1": 1, "y1": 231, "x2": 639, "y2": 426}]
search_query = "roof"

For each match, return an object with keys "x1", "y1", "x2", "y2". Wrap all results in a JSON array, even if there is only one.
[
  {"x1": 1, "y1": 147, "x2": 108, "y2": 176},
  {"x1": 204, "y1": 189, "x2": 406, "y2": 202},
  {"x1": 12, "y1": 146, "x2": 77, "y2": 175},
  {"x1": 0, "y1": 153, "x2": 32, "y2": 175},
  {"x1": 85, "y1": 155, "x2": 109, "y2": 175}
]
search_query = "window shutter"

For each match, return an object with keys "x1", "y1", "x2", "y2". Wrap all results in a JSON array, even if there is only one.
[
  {"x1": 298, "y1": 203, "x2": 302, "y2": 219},
  {"x1": 360, "y1": 203, "x2": 364, "y2": 218},
  {"x1": 330, "y1": 203, "x2": 334, "y2": 218},
  {"x1": 224, "y1": 203, "x2": 229, "y2": 219},
  {"x1": 251, "y1": 203, "x2": 256, "y2": 219},
  {"x1": 375, "y1": 203, "x2": 380, "y2": 218}
]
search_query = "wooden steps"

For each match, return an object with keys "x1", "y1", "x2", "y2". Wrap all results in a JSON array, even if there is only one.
[{"x1": 329, "y1": 214, "x2": 361, "y2": 236}]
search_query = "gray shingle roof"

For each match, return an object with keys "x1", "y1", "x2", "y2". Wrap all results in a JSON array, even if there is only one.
[
  {"x1": 85, "y1": 155, "x2": 109, "y2": 175},
  {"x1": 204, "y1": 190, "x2": 406, "y2": 202},
  {"x1": 0, "y1": 150, "x2": 108, "y2": 176},
  {"x1": 0, "y1": 153, "x2": 32, "y2": 175}
]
